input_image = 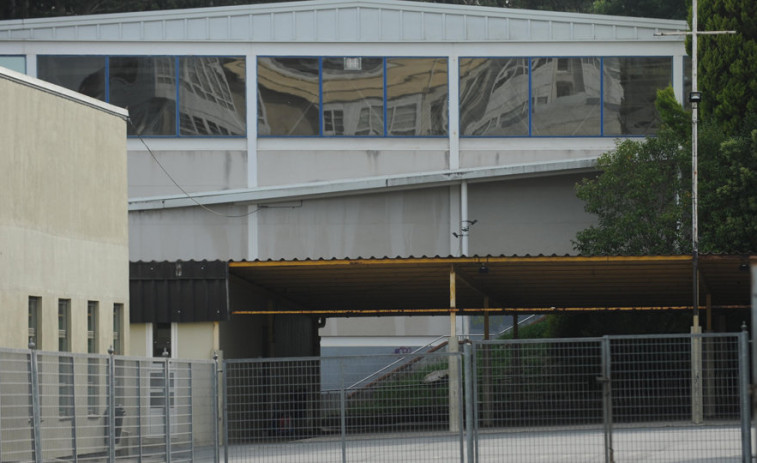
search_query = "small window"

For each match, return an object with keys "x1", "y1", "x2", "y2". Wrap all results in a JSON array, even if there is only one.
[
  {"x1": 113, "y1": 303, "x2": 124, "y2": 355},
  {"x1": 28, "y1": 296, "x2": 41, "y2": 349},
  {"x1": 58, "y1": 299, "x2": 70, "y2": 352}
]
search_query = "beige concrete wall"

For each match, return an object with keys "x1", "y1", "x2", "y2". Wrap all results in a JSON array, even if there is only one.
[
  {"x1": 0, "y1": 71, "x2": 129, "y2": 353},
  {"x1": 177, "y1": 322, "x2": 219, "y2": 360}
]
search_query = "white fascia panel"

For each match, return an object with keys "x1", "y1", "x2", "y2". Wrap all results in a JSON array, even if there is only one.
[
  {"x1": 338, "y1": 8, "x2": 360, "y2": 41},
  {"x1": 128, "y1": 158, "x2": 597, "y2": 211},
  {"x1": 466, "y1": 16, "x2": 488, "y2": 41},
  {"x1": 380, "y1": 9, "x2": 401, "y2": 41},
  {"x1": 295, "y1": 11, "x2": 317, "y2": 42},
  {"x1": 424, "y1": 13, "x2": 444, "y2": 41}
]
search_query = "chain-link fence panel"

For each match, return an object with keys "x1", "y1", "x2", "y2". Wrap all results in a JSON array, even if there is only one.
[{"x1": 224, "y1": 351, "x2": 465, "y2": 463}]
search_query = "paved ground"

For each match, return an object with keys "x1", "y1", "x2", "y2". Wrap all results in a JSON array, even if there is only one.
[{"x1": 204, "y1": 424, "x2": 743, "y2": 463}]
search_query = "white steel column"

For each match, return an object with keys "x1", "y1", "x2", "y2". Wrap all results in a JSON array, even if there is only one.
[
  {"x1": 448, "y1": 55, "x2": 460, "y2": 171},
  {"x1": 247, "y1": 49, "x2": 260, "y2": 260},
  {"x1": 461, "y1": 181, "x2": 469, "y2": 257}
]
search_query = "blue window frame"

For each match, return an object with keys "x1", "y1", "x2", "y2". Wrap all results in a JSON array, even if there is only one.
[
  {"x1": 460, "y1": 56, "x2": 672, "y2": 138},
  {"x1": 37, "y1": 55, "x2": 246, "y2": 138},
  {"x1": 258, "y1": 56, "x2": 449, "y2": 138}
]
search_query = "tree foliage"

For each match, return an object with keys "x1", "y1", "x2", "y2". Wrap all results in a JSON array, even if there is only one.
[
  {"x1": 0, "y1": 0, "x2": 688, "y2": 20},
  {"x1": 699, "y1": 119, "x2": 757, "y2": 253},
  {"x1": 1, "y1": 0, "x2": 275, "y2": 19},
  {"x1": 698, "y1": 0, "x2": 757, "y2": 136},
  {"x1": 573, "y1": 87, "x2": 691, "y2": 255},
  {"x1": 590, "y1": 0, "x2": 686, "y2": 19}
]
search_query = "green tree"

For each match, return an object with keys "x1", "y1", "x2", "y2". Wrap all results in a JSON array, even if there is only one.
[
  {"x1": 699, "y1": 120, "x2": 757, "y2": 253},
  {"x1": 590, "y1": 0, "x2": 686, "y2": 19},
  {"x1": 573, "y1": 87, "x2": 691, "y2": 255},
  {"x1": 698, "y1": 0, "x2": 757, "y2": 136}
]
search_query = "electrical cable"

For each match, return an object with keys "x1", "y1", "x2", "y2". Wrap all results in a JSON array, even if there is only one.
[{"x1": 130, "y1": 118, "x2": 261, "y2": 218}]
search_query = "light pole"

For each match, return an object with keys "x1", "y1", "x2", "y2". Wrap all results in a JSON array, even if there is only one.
[{"x1": 655, "y1": 0, "x2": 734, "y2": 326}]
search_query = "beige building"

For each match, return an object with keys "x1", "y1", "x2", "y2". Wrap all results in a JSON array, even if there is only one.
[{"x1": 0, "y1": 66, "x2": 130, "y2": 355}]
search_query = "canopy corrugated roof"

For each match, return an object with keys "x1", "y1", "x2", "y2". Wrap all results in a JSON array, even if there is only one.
[{"x1": 229, "y1": 254, "x2": 752, "y2": 316}]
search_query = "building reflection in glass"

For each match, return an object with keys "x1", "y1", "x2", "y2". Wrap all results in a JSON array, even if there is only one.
[
  {"x1": 603, "y1": 57, "x2": 672, "y2": 136},
  {"x1": 257, "y1": 57, "x2": 320, "y2": 136},
  {"x1": 531, "y1": 57, "x2": 601, "y2": 136},
  {"x1": 258, "y1": 57, "x2": 449, "y2": 137},
  {"x1": 322, "y1": 57, "x2": 384, "y2": 136},
  {"x1": 460, "y1": 58, "x2": 529, "y2": 136},
  {"x1": 386, "y1": 58, "x2": 448, "y2": 136},
  {"x1": 109, "y1": 57, "x2": 176, "y2": 136},
  {"x1": 37, "y1": 56, "x2": 106, "y2": 101},
  {"x1": 179, "y1": 57, "x2": 246, "y2": 136}
]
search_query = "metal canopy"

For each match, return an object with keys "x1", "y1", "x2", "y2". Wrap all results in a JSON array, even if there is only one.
[{"x1": 229, "y1": 255, "x2": 752, "y2": 316}]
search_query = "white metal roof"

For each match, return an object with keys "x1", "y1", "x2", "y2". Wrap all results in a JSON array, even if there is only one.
[
  {"x1": 0, "y1": 0, "x2": 687, "y2": 43},
  {"x1": 0, "y1": 65, "x2": 128, "y2": 119}
]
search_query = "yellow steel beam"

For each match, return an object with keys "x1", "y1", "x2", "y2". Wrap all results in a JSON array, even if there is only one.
[
  {"x1": 231, "y1": 305, "x2": 748, "y2": 316},
  {"x1": 229, "y1": 255, "x2": 692, "y2": 268}
]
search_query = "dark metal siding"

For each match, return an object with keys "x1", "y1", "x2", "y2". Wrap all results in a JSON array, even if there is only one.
[{"x1": 130, "y1": 260, "x2": 229, "y2": 323}]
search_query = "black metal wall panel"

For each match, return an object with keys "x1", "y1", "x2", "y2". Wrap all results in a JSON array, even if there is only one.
[{"x1": 130, "y1": 260, "x2": 229, "y2": 323}]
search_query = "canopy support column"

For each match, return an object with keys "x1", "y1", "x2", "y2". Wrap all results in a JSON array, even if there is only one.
[{"x1": 449, "y1": 265, "x2": 461, "y2": 433}]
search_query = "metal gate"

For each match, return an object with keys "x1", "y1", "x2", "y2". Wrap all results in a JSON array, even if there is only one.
[
  {"x1": 471, "y1": 332, "x2": 751, "y2": 463},
  {"x1": 223, "y1": 351, "x2": 466, "y2": 463}
]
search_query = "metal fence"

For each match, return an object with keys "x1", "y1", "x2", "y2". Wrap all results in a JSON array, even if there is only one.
[
  {"x1": 472, "y1": 332, "x2": 750, "y2": 463},
  {"x1": 0, "y1": 333, "x2": 750, "y2": 463},
  {"x1": 0, "y1": 348, "x2": 218, "y2": 463}
]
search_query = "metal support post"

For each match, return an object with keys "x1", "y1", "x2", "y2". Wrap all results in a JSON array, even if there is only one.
[
  {"x1": 464, "y1": 343, "x2": 475, "y2": 463},
  {"x1": 212, "y1": 353, "x2": 220, "y2": 463},
  {"x1": 29, "y1": 345, "x2": 42, "y2": 463},
  {"x1": 691, "y1": 324, "x2": 704, "y2": 424},
  {"x1": 599, "y1": 337, "x2": 614, "y2": 463},
  {"x1": 222, "y1": 360, "x2": 229, "y2": 463},
  {"x1": 108, "y1": 348, "x2": 116, "y2": 463},
  {"x1": 189, "y1": 364, "x2": 194, "y2": 463},
  {"x1": 449, "y1": 265, "x2": 461, "y2": 433},
  {"x1": 739, "y1": 328, "x2": 752, "y2": 463},
  {"x1": 137, "y1": 361, "x2": 143, "y2": 461},
  {"x1": 340, "y1": 359, "x2": 347, "y2": 463},
  {"x1": 164, "y1": 357, "x2": 172, "y2": 463}
]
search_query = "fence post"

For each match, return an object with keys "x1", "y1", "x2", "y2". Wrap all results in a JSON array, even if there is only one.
[
  {"x1": 463, "y1": 343, "x2": 475, "y2": 463},
  {"x1": 213, "y1": 353, "x2": 220, "y2": 463},
  {"x1": 164, "y1": 354, "x2": 172, "y2": 463},
  {"x1": 108, "y1": 347, "x2": 116, "y2": 463},
  {"x1": 29, "y1": 343, "x2": 42, "y2": 463},
  {"x1": 738, "y1": 327, "x2": 751, "y2": 463},
  {"x1": 599, "y1": 336, "x2": 614, "y2": 463},
  {"x1": 691, "y1": 328, "x2": 704, "y2": 424},
  {"x1": 340, "y1": 359, "x2": 347, "y2": 463},
  {"x1": 222, "y1": 360, "x2": 229, "y2": 463}
]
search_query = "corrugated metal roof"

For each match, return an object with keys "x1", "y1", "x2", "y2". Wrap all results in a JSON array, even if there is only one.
[
  {"x1": 0, "y1": 0, "x2": 687, "y2": 43},
  {"x1": 228, "y1": 254, "x2": 752, "y2": 315}
]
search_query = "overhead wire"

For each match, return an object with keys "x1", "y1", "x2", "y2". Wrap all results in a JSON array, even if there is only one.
[{"x1": 129, "y1": 118, "x2": 261, "y2": 218}]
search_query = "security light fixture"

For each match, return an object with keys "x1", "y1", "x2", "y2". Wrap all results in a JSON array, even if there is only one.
[{"x1": 689, "y1": 92, "x2": 702, "y2": 103}]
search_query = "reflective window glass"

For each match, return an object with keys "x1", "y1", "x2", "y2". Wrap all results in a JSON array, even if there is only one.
[
  {"x1": 322, "y1": 57, "x2": 384, "y2": 136},
  {"x1": 460, "y1": 58, "x2": 529, "y2": 136},
  {"x1": 0, "y1": 55, "x2": 26, "y2": 73},
  {"x1": 531, "y1": 57, "x2": 601, "y2": 136},
  {"x1": 179, "y1": 57, "x2": 246, "y2": 136},
  {"x1": 603, "y1": 57, "x2": 672, "y2": 136},
  {"x1": 37, "y1": 56, "x2": 105, "y2": 100},
  {"x1": 109, "y1": 56, "x2": 176, "y2": 136},
  {"x1": 386, "y1": 58, "x2": 448, "y2": 136},
  {"x1": 257, "y1": 57, "x2": 319, "y2": 136}
]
